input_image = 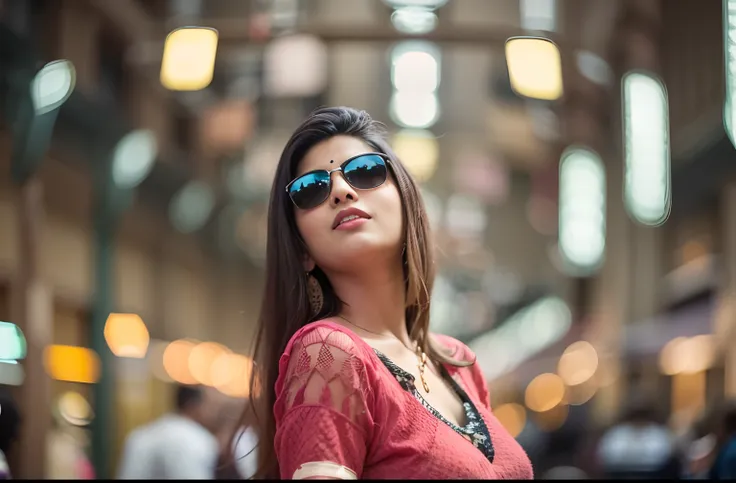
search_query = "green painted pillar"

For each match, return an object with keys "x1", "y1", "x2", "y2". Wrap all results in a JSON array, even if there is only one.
[
  {"x1": 89, "y1": 157, "x2": 135, "y2": 478},
  {"x1": 90, "y1": 164, "x2": 116, "y2": 479}
]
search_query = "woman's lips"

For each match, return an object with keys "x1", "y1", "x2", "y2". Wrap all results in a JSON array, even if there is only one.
[
  {"x1": 334, "y1": 217, "x2": 369, "y2": 231},
  {"x1": 332, "y1": 207, "x2": 371, "y2": 229}
]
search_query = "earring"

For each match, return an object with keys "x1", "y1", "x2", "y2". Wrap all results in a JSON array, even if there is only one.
[{"x1": 307, "y1": 272, "x2": 324, "y2": 316}]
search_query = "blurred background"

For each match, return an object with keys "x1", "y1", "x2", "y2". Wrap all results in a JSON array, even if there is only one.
[{"x1": 0, "y1": 0, "x2": 735, "y2": 479}]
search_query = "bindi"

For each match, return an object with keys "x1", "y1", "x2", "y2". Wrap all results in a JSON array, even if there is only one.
[{"x1": 329, "y1": 160, "x2": 334, "y2": 164}]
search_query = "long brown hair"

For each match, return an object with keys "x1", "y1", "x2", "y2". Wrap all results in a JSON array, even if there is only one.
[{"x1": 236, "y1": 106, "x2": 471, "y2": 479}]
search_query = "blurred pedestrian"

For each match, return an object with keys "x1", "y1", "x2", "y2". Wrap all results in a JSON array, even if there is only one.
[
  {"x1": 680, "y1": 405, "x2": 719, "y2": 479},
  {"x1": 46, "y1": 416, "x2": 94, "y2": 479},
  {"x1": 0, "y1": 390, "x2": 20, "y2": 480},
  {"x1": 709, "y1": 400, "x2": 736, "y2": 479},
  {"x1": 214, "y1": 401, "x2": 259, "y2": 479},
  {"x1": 117, "y1": 384, "x2": 219, "y2": 479},
  {"x1": 597, "y1": 398, "x2": 681, "y2": 479},
  {"x1": 231, "y1": 402, "x2": 259, "y2": 480}
]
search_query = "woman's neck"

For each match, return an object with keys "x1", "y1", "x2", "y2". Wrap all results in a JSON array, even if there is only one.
[{"x1": 326, "y1": 262, "x2": 411, "y2": 347}]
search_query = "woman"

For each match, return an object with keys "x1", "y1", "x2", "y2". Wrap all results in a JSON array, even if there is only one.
[{"x1": 239, "y1": 106, "x2": 533, "y2": 479}]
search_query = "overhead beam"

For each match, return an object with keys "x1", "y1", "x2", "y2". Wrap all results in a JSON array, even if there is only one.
[
  {"x1": 208, "y1": 18, "x2": 558, "y2": 48},
  {"x1": 91, "y1": 2, "x2": 552, "y2": 50}
]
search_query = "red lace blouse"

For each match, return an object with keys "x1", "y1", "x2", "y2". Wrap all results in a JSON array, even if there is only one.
[{"x1": 273, "y1": 320, "x2": 534, "y2": 479}]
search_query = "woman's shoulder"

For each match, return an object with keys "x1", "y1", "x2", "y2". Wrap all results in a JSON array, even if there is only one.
[
  {"x1": 287, "y1": 318, "x2": 369, "y2": 348},
  {"x1": 430, "y1": 332, "x2": 477, "y2": 364},
  {"x1": 280, "y1": 319, "x2": 377, "y2": 369},
  {"x1": 275, "y1": 319, "x2": 379, "y2": 409}
]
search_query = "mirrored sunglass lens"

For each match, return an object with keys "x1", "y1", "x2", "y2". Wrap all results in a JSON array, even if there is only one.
[
  {"x1": 344, "y1": 155, "x2": 387, "y2": 189},
  {"x1": 289, "y1": 172, "x2": 330, "y2": 208}
]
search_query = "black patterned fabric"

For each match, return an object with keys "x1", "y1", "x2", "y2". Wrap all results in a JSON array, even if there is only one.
[{"x1": 374, "y1": 350, "x2": 496, "y2": 463}]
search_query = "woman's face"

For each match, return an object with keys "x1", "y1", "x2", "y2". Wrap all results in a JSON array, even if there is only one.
[{"x1": 293, "y1": 135, "x2": 404, "y2": 273}]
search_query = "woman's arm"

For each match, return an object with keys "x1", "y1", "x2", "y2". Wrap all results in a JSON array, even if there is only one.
[{"x1": 274, "y1": 325, "x2": 375, "y2": 480}]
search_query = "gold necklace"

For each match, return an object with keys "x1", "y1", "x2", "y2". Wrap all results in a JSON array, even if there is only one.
[{"x1": 337, "y1": 315, "x2": 431, "y2": 393}]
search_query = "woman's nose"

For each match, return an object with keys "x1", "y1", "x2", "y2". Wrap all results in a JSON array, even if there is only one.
[{"x1": 329, "y1": 171, "x2": 358, "y2": 206}]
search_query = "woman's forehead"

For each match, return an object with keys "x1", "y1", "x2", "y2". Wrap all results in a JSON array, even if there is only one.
[{"x1": 296, "y1": 135, "x2": 374, "y2": 176}]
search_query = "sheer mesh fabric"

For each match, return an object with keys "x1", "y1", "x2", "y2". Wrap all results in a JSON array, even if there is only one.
[
  {"x1": 282, "y1": 327, "x2": 371, "y2": 427},
  {"x1": 274, "y1": 325, "x2": 374, "y2": 479}
]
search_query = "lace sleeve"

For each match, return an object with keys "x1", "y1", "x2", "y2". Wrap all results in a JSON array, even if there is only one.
[{"x1": 274, "y1": 325, "x2": 375, "y2": 479}]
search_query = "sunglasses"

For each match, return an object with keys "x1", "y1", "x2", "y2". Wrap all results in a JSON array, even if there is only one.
[{"x1": 285, "y1": 153, "x2": 391, "y2": 210}]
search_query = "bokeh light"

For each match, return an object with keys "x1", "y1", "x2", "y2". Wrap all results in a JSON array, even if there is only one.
[
  {"x1": 44, "y1": 345, "x2": 101, "y2": 384},
  {"x1": 557, "y1": 341, "x2": 599, "y2": 386},
  {"x1": 160, "y1": 27, "x2": 219, "y2": 91},
  {"x1": 493, "y1": 403, "x2": 527, "y2": 438},
  {"x1": 212, "y1": 353, "x2": 254, "y2": 398},
  {"x1": 505, "y1": 37, "x2": 563, "y2": 100},
  {"x1": 0, "y1": 322, "x2": 27, "y2": 361},
  {"x1": 58, "y1": 391, "x2": 93, "y2": 426},
  {"x1": 163, "y1": 339, "x2": 198, "y2": 385},
  {"x1": 188, "y1": 342, "x2": 231, "y2": 386},
  {"x1": 622, "y1": 71, "x2": 671, "y2": 226},
  {"x1": 104, "y1": 313, "x2": 150, "y2": 359},
  {"x1": 392, "y1": 129, "x2": 439, "y2": 182},
  {"x1": 525, "y1": 373, "x2": 566, "y2": 413},
  {"x1": 533, "y1": 402, "x2": 569, "y2": 432},
  {"x1": 31, "y1": 59, "x2": 76, "y2": 115}
]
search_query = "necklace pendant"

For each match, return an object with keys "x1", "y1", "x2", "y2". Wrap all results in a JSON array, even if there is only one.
[
  {"x1": 417, "y1": 350, "x2": 430, "y2": 393},
  {"x1": 420, "y1": 374, "x2": 431, "y2": 393}
]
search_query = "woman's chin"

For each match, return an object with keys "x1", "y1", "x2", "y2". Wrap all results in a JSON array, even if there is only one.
[{"x1": 319, "y1": 238, "x2": 401, "y2": 271}]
